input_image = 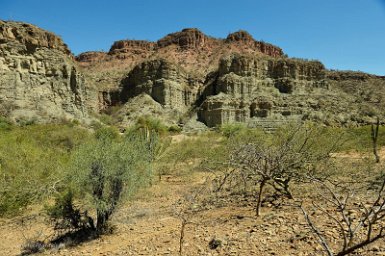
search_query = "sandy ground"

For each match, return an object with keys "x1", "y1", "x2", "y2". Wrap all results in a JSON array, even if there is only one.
[{"x1": 1, "y1": 157, "x2": 385, "y2": 255}]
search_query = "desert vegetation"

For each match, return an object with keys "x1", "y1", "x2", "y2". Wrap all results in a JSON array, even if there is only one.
[{"x1": 1, "y1": 116, "x2": 385, "y2": 255}]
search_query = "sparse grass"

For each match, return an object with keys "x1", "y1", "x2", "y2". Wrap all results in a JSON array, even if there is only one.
[
  {"x1": 1, "y1": 120, "x2": 382, "y2": 218},
  {"x1": 2, "y1": 120, "x2": 385, "y2": 255},
  {"x1": 329, "y1": 125, "x2": 385, "y2": 152},
  {"x1": 158, "y1": 132, "x2": 226, "y2": 177},
  {"x1": 0, "y1": 123, "x2": 91, "y2": 216},
  {"x1": 0, "y1": 123, "x2": 378, "y2": 203}
]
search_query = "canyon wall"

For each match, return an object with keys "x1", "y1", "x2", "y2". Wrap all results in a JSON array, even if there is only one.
[
  {"x1": 0, "y1": 21, "x2": 88, "y2": 123},
  {"x1": 1, "y1": 20, "x2": 384, "y2": 129}
]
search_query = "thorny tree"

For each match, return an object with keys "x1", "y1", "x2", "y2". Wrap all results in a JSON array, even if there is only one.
[
  {"x1": 371, "y1": 117, "x2": 380, "y2": 163},
  {"x1": 51, "y1": 127, "x2": 156, "y2": 235},
  {"x1": 300, "y1": 177, "x2": 385, "y2": 256},
  {"x1": 227, "y1": 124, "x2": 341, "y2": 216}
]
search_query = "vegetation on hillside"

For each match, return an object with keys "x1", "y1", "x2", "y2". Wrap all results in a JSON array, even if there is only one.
[
  {"x1": 1, "y1": 117, "x2": 385, "y2": 255},
  {"x1": 0, "y1": 121, "x2": 90, "y2": 216}
]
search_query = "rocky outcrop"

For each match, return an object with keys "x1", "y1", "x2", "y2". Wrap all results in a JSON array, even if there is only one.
[
  {"x1": 0, "y1": 20, "x2": 70, "y2": 54},
  {"x1": 76, "y1": 28, "x2": 285, "y2": 84},
  {"x1": 2, "y1": 21, "x2": 383, "y2": 129},
  {"x1": 110, "y1": 40, "x2": 155, "y2": 53},
  {"x1": 76, "y1": 51, "x2": 108, "y2": 63},
  {"x1": 226, "y1": 30, "x2": 283, "y2": 57},
  {"x1": 118, "y1": 59, "x2": 202, "y2": 121},
  {"x1": 157, "y1": 28, "x2": 216, "y2": 49},
  {"x1": 108, "y1": 40, "x2": 155, "y2": 60},
  {"x1": 197, "y1": 54, "x2": 384, "y2": 128},
  {"x1": 0, "y1": 20, "x2": 88, "y2": 123},
  {"x1": 90, "y1": 50, "x2": 385, "y2": 128},
  {"x1": 77, "y1": 28, "x2": 287, "y2": 117}
]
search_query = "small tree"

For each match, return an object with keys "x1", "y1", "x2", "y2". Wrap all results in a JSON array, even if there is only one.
[
  {"x1": 56, "y1": 127, "x2": 154, "y2": 234},
  {"x1": 300, "y1": 177, "x2": 385, "y2": 256},
  {"x1": 227, "y1": 124, "x2": 340, "y2": 216},
  {"x1": 371, "y1": 117, "x2": 380, "y2": 163}
]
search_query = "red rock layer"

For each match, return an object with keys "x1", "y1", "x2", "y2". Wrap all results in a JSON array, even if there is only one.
[
  {"x1": 76, "y1": 51, "x2": 108, "y2": 63},
  {"x1": 226, "y1": 30, "x2": 283, "y2": 57},
  {"x1": 76, "y1": 28, "x2": 284, "y2": 65}
]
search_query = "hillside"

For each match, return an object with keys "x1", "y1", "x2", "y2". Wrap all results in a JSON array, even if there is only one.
[
  {"x1": 1, "y1": 20, "x2": 385, "y2": 128},
  {"x1": 1, "y1": 20, "x2": 385, "y2": 255}
]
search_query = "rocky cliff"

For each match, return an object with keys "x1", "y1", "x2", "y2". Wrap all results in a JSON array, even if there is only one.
[
  {"x1": 93, "y1": 53, "x2": 385, "y2": 128},
  {"x1": 76, "y1": 27, "x2": 385, "y2": 128},
  {"x1": 199, "y1": 55, "x2": 385, "y2": 128},
  {"x1": 75, "y1": 28, "x2": 284, "y2": 95},
  {"x1": 1, "y1": 21, "x2": 384, "y2": 128},
  {"x1": 0, "y1": 20, "x2": 88, "y2": 123}
]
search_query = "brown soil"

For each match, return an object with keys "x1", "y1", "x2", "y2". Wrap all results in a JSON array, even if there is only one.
[{"x1": 1, "y1": 163, "x2": 385, "y2": 255}]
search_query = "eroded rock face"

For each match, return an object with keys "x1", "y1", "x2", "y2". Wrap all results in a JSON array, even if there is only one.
[
  {"x1": 0, "y1": 20, "x2": 70, "y2": 54},
  {"x1": 76, "y1": 51, "x2": 108, "y2": 63},
  {"x1": 119, "y1": 59, "x2": 201, "y2": 119},
  {"x1": 3, "y1": 21, "x2": 382, "y2": 128},
  {"x1": 108, "y1": 40, "x2": 156, "y2": 60},
  {"x1": 226, "y1": 30, "x2": 283, "y2": 57},
  {"x1": 77, "y1": 28, "x2": 286, "y2": 123},
  {"x1": 198, "y1": 54, "x2": 384, "y2": 128},
  {"x1": 76, "y1": 28, "x2": 285, "y2": 90},
  {"x1": 95, "y1": 50, "x2": 385, "y2": 128},
  {"x1": 0, "y1": 21, "x2": 88, "y2": 123},
  {"x1": 157, "y1": 28, "x2": 215, "y2": 49}
]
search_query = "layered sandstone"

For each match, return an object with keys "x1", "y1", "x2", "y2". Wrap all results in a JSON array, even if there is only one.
[
  {"x1": 2, "y1": 21, "x2": 384, "y2": 129},
  {"x1": 114, "y1": 59, "x2": 204, "y2": 124},
  {"x1": 156, "y1": 28, "x2": 216, "y2": 49},
  {"x1": 226, "y1": 30, "x2": 283, "y2": 57},
  {"x1": 0, "y1": 20, "x2": 70, "y2": 54},
  {"x1": 0, "y1": 21, "x2": 88, "y2": 123},
  {"x1": 76, "y1": 28, "x2": 284, "y2": 94},
  {"x1": 76, "y1": 51, "x2": 108, "y2": 63},
  {"x1": 199, "y1": 54, "x2": 385, "y2": 127},
  {"x1": 198, "y1": 55, "x2": 329, "y2": 127},
  {"x1": 90, "y1": 49, "x2": 385, "y2": 128}
]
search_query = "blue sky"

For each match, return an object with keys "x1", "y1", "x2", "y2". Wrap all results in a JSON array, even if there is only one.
[{"x1": 1, "y1": 0, "x2": 384, "y2": 75}]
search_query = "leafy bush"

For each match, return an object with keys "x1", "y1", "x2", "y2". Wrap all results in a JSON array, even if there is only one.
[
  {"x1": 53, "y1": 127, "x2": 156, "y2": 233},
  {"x1": 99, "y1": 114, "x2": 115, "y2": 125},
  {"x1": 330, "y1": 125, "x2": 385, "y2": 152},
  {"x1": 0, "y1": 124, "x2": 90, "y2": 216},
  {"x1": 168, "y1": 125, "x2": 182, "y2": 133},
  {"x1": 0, "y1": 116, "x2": 12, "y2": 131},
  {"x1": 159, "y1": 132, "x2": 226, "y2": 176},
  {"x1": 220, "y1": 122, "x2": 247, "y2": 138},
  {"x1": 46, "y1": 190, "x2": 95, "y2": 234},
  {"x1": 135, "y1": 116, "x2": 168, "y2": 135}
]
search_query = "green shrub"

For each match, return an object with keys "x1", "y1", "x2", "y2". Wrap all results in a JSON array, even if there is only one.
[
  {"x1": 328, "y1": 125, "x2": 385, "y2": 152},
  {"x1": 220, "y1": 123, "x2": 247, "y2": 138},
  {"x1": 168, "y1": 125, "x2": 182, "y2": 133},
  {"x1": 0, "y1": 117, "x2": 12, "y2": 131},
  {"x1": 99, "y1": 114, "x2": 115, "y2": 125},
  {"x1": 135, "y1": 116, "x2": 168, "y2": 135},
  {"x1": 46, "y1": 190, "x2": 94, "y2": 233},
  {"x1": 0, "y1": 124, "x2": 91, "y2": 216},
  {"x1": 58, "y1": 127, "x2": 156, "y2": 233},
  {"x1": 158, "y1": 132, "x2": 227, "y2": 176}
]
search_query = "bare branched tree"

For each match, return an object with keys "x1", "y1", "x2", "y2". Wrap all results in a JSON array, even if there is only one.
[
  {"x1": 371, "y1": 117, "x2": 380, "y2": 163},
  {"x1": 300, "y1": 178, "x2": 385, "y2": 256},
  {"x1": 174, "y1": 178, "x2": 213, "y2": 255},
  {"x1": 227, "y1": 125, "x2": 340, "y2": 216}
]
